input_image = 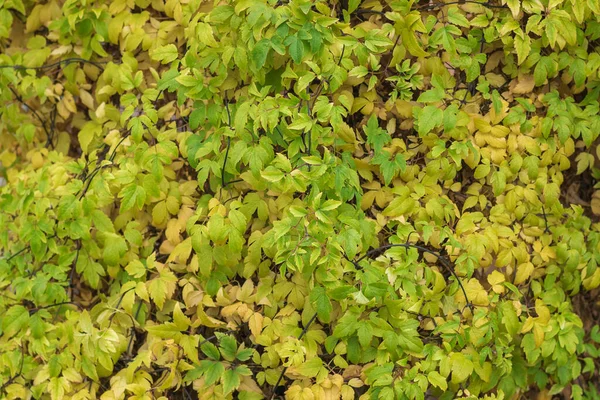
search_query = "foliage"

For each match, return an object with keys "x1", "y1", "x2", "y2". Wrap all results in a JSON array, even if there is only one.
[{"x1": 2, "y1": 0, "x2": 600, "y2": 399}]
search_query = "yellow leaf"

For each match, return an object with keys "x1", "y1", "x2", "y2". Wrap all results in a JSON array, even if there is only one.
[
  {"x1": 286, "y1": 386, "x2": 315, "y2": 400},
  {"x1": 136, "y1": 282, "x2": 149, "y2": 302},
  {"x1": 173, "y1": 302, "x2": 191, "y2": 330},
  {"x1": 165, "y1": 219, "x2": 182, "y2": 245},
  {"x1": 153, "y1": 201, "x2": 168, "y2": 226},
  {"x1": 167, "y1": 237, "x2": 192, "y2": 263},
  {"x1": 506, "y1": 0, "x2": 520, "y2": 18},
  {"x1": 31, "y1": 151, "x2": 44, "y2": 169},
  {"x1": 591, "y1": 191, "x2": 600, "y2": 216},
  {"x1": 533, "y1": 324, "x2": 545, "y2": 347},
  {"x1": 584, "y1": 268, "x2": 600, "y2": 290},
  {"x1": 80, "y1": 90, "x2": 95, "y2": 110},
  {"x1": 534, "y1": 299, "x2": 550, "y2": 324},
  {"x1": 487, "y1": 271, "x2": 505, "y2": 294},
  {"x1": 95, "y1": 102, "x2": 106, "y2": 119},
  {"x1": 248, "y1": 313, "x2": 264, "y2": 336},
  {"x1": 196, "y1": 309, "x2": 226, "y2": 328},
  {"x1": 0, "y1": 151, "x2": 16, "y2": 167},
  {"x1": 50, "y1": 45, "x2": 73, "y2": 57},
  {"x1": 456, "y1": 278, "x2": 489, "y2": 307},
  {"x1": 237, "y1": 279, "x2": 255, "y2": 302},
  {"x1": 26, "y1": 5, "x2": 42, "y2": 33},
  {"x1": 238, "y1": 376, "x2": 263, "y2": 395},
  {"x1": 514, "y1": 262, "x2": 534, "y2": 285},
  {"x1": 512, "y1": 75, "x2": 535, "y2": 94},
  {"x1": 341, "y1": 386, "x2": 355, "y2": 400},
  {"x1": 334, "y1": 122, "x2": 356, "y2": 144},
  {"x1": 78, "y1": 121, "x2": 101, "y2": 154},
  {"x1": 196, "y1": 22, "x2": 218, "y2": 47},
  {"x1": 474, "y1": 361, "x2": 492, "y2": 382}
]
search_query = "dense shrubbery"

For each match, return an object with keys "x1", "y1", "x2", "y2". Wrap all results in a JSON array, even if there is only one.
[{"x1": 2, "y1": 0, "x2": 600, "y2": 399}]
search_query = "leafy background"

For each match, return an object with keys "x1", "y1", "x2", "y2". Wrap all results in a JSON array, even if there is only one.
[{"x1": 2, "y1": 0, "x2": 600, "y2": 399}]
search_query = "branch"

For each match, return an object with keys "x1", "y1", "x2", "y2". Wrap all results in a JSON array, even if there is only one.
[
  {"x1": 29, "y1": 301, "x2": 83, "y2": 315},
  {"x1": 0, "y1": 57, "x2": 109, "y2": 72},
  {"x1": 221, "y1": 98, "x2": 233, "y2": 188},
  {"x1": 269, "y1": 312, "x2": 319, "y2": 399},
  {"x1": 69, "y1": 240, "x2": 81, "y2": 301},
  {"x1": 126, "y1": 302, "x2": 145, "y2": 356},
  {"x1": 2, "y1": 246, "x2": 29, "y2": 262},
  {"x1": 7, "y1": 86, "x2": 52, "y2": 147},
  {"x1": 107, "y1": 287, "x2": 136, "y2": 328},
  {"x1": 354, "y1": 242, "x2": 471, "y2": 309},
  {"x1": 0, "y1": 344, "x2": 24, "y2": 395},
  {"x1": 78, "y1": 131, "x2": 129, "y2": 200},
  {"x1": 415, "y1": 1, "x2": 508, "y2": 10},
  {"x1": 354, "y1": 9, "x2": 386, "y2": 15},
  {"x1": 307, "y1": 97, "x2": 312, "y2": 157},
  {"x1": 46, "y1": 103, "x2": 58, "y2": 148}
]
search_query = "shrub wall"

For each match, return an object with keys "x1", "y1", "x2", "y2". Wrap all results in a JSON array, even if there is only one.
[{"x1": 2, "y1": 0, "x2": 600, "y2": 399}]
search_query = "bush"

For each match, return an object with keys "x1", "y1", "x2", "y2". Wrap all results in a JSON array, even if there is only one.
[{"x1": 2, "y1": 0, "x2": 600, "y2": 399}]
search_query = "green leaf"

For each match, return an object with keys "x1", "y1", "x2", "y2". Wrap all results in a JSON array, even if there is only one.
[
  {"x1": 219, "y1": 336, "x2": 238, "y2": 361},
  {"x1": 428, "y1": 371, "x2": 448, "y2": 391},
  {"x1": 128, "y1": 117, "x2": 144, "y2": 143},
  {"x1": 234, "y1": 101, "x2": 251, "y2": 134},
  {"x1": 78, "y1": 122, "x2": 101, "y2": 154},
  {"x1": 236, "y1": 348, "x2": 253, "y2": 361},
  {"x1": 415, "y1": 106, "x2": 443, "y2": 136},
  {"x1": 371, "y1": 151, "x2": 406, "y2": 186},
  {"x1": 57, "y1": 194, "x2": 78, "y2": 219},
  {"x1": 146, "y1": 322, "x2": 182, "y2": 338},
  {"x1": 348, "y1": 0, "x2": 361, "y2": 13},
  {"x1": 150, "y1": 44, "x2": 179, "y2": 64},
  {"x1": 295, "y1": 357, "x2": 323, "y2": 378},
  {"x1": 196, "y1": 22, "x2": 218, "y2": 47},
  {"x1": 30, "y1": 312, "x2": 46, "y2": 339},
  {"x1": 333, "y1": 309, "x2": 360, "y2": 338},
  {"x1": 431, "y1": 25, "x2": 460, "y2": 54},
  {"x1": 125, "y1": 259, "x2": 146, "y2": 278},
  {"x1": 364, "y1": 114, "x2": 390, "y2": 151},
  {"x1": 284, "y1": 34, "x2": 305, "y2": 64},
  {"x1": 92, "y1": 210, "x2": 115, "y2": 233},
  {"x1": 234, "y1": 47, "x2": 249, "y2": 73},
  {"x1": 491, "y1": 169, "x2": 506, "y2": 196},
  {"x1": 337, "y1": 228, "x2": 361, "y2": 259},
  {"x1": 222, "y1": 368, "x2": 241, "y2": 394},
  {"x1": 157, "y1": 68, "x2": 181, "y2": 92},
  {"x1": 203, "y1": 360, "x2": 225, "y2": 386},
  {"x1": 447, "y1": 7, "x2": 470, "y2": 28},
  {"x1": 450, "y1": 353, "x2": 474, "y2": 384},
  {"x1": 102, "y1": 233, "x2": 128, "y2": 266},
  {"x1": 417, "y1": 87, "x2": 445, "y2": 103},
  {"x1": 81, "y1": 356, "x2": 99, "y2": 381},
  {"x1": 20, "y1": 123, "x2": 35, "y2": 142},
  {"x1": 2, "y1": 305, "x2": 29, "y2": 337},
  {"x1": 0, "y1": 9, "x2": 13, "y2": 39},
  {"x1": 79, "y1": 259, "x2": 105, "y2": 288},
  {"x1": 357, "y1": 322, "x2": 373, "y2": 348},
  {"x1": 251, "y1": 39, "x2": 271, "y2": 70},
  {"x1": 189, "y1": 106, "x2": 206, "y2": 130},
  {"x1": 201, "y1": 342, "x2": 221, "y2": 360},
  {"x1": 184, "y1": 365, "x2": 204, "y2": 382},
  {"x1": 514, "y1": 32, "x2": 531, "y2": 65},
  {"x1": 309, "y1": 286, "x2": 333, "y2": 323},
  {"x1": 119, "y1": 184, "x2": 146, "y2": 212}
]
